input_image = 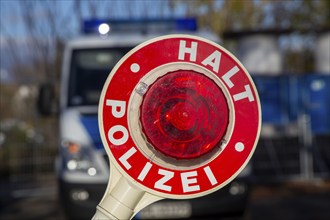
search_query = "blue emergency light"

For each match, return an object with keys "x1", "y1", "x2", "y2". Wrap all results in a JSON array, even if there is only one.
[{"x1": 83, "y1": 18, "x2": 197, "y2": 35}]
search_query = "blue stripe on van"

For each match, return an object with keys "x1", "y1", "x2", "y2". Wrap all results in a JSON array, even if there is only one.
[{"x1": 80, "y1": 115, "x2": 104, "y2": 150}]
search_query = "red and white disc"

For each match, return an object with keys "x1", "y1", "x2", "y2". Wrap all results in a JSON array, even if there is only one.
[{"x1": 99, "y1": 35, "x2": 261, "y2": 199}]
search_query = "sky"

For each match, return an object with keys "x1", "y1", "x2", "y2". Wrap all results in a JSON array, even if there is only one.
[
  {"x1": 0, "y1": 0, "x2": 189, "y2": 38},
  {"x1": 0, "y1": 0, "x2": 225, "y2": 39},
  {"x1": 0, "y1": 0, "x2": 194, "y2": 83},
  {"x1": 0, "y1": 0, "x2": 328, "y2": 83}
]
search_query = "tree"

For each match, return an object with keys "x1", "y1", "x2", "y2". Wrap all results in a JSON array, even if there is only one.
[
  {"x1": 176, "y1": 0, "x2": 329, "y2": 34},
  {"x1": 176, "y1": 0, "x2": 329, "y2": 73}
]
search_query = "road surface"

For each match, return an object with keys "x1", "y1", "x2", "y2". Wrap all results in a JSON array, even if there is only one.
[{"x1": 0, "y1": 180, "x2": 329, "y2": 220}]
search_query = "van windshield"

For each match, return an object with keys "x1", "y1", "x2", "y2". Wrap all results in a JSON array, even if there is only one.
[{"x1": 68, "y1": 48, "x2": 132, "y2": 106}]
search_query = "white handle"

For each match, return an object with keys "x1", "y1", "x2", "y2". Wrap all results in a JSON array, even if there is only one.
[
  {"x1": 92, "y1": 207, "x2": 118, "y2": 220},
  {"x1": 93, "y1": 177, "x2": 144, "y2": 220}
]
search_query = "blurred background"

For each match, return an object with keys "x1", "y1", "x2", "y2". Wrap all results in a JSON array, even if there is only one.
[{"x1": 0, "y1": 0, "x2": 329, "y2": 220}]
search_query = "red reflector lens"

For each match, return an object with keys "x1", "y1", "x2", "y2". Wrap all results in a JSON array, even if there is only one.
[{"x1": 140, "y1": 70, "x2": 229, "y2": 160}]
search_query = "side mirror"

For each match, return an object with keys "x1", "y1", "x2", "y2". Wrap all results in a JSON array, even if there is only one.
[{"x1": 37, "y1": 83, "x2": 57, "y2": 116}]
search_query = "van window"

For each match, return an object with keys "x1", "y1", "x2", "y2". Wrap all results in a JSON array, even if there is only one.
[{"x1": 68, "y1": 48, "x2": 131, "y2": 106}]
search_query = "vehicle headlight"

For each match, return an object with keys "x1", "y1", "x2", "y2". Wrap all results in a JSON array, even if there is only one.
[{"x1": 62, "y1": 140, "x2": 99, "y2": 176}]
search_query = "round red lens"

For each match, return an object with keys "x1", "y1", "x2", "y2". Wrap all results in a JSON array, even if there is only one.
[{"x1": 140, "y1": 70, "x2": 229, "y2": 160}]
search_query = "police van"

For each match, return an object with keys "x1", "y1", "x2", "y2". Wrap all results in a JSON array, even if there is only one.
[{"x1": 38, "y1": 19, "x2": 251, "y2": 220}]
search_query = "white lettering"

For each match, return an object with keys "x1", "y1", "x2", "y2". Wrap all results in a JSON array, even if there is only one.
[
  {"x1": 201, "y1": 50, "x2": 222, "y2": 72},
  {"x1": 178, "y1": 40, "x2": 197, "y2": 62},
  {"x1": 233, "y1": 85, "x2": 255, "y2": 102},
  {"x1": 106, "y1": 99, "x2": 126, "y2": 118},
  {"x1": 119, "y1": 147, "x2": 137, "y2": 170},
  {"x1": 222, "y1": 66, "x2": 239, "y2": 88},
  {"x1": 138, "y1": 162, "x2": 152, "y2": 181},
  {"x1": 204, "y1": 166, "x2": 217, "y2": 186},
  {"x1": 155, "y1": 169, "x2": 174, "y2": 192},
  {"x1": 181, "y1": 171, "x2": 200, "y2": 193},
  {"x1": 108, "y1": 125, "x2": 129, "y2": 145}
]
